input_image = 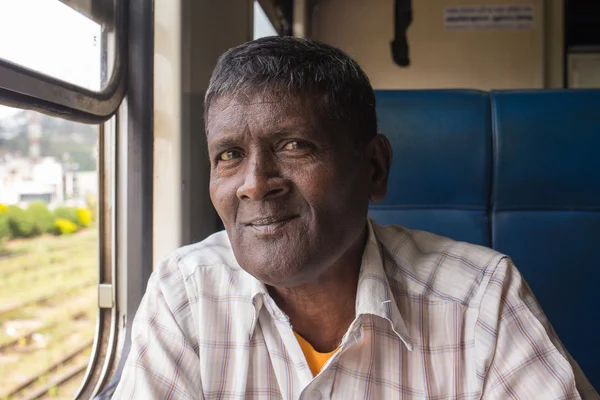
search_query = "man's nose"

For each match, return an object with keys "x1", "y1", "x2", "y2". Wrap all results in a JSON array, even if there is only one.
[{"x1": 236, "y1": 154, "x2": 291, "y2": 201}]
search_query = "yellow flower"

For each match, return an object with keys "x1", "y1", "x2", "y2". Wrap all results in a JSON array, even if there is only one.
[
  {"x1": 54, "y1": 218, "x2": 78, "y2": 235},
  {"x1": 77, "y1": 208, "x2": 93, "y2": 227}
]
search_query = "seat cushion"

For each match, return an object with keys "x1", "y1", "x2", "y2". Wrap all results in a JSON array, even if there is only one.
[
  {"x1": 493, "y1": 211, "x2": 600, "y2": 388},
  {"x1": 369, "y1": 209, "x2": 489, "y2": 245},
  {"x1": 491, "y1": 90, "x2": 600, "y2": 389},
  {"x1": 492, "y1": 90, "x2": 600, "y2": 210},
  {"x1": 370, "y1": 90, "x2": 492, "y2": 246}
]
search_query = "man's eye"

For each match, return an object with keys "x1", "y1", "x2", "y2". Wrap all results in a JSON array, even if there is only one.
[
  {"x1": 219, "y1": 150, "x2": 242, "y2": 161},
  {"x1": 282, "y1": 141, "x2": 310, "y2": 151}
]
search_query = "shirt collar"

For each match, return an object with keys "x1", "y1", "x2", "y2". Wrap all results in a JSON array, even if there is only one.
[
  {"x1": 355, "y1": 219, "x2": 414, "y2": 350},
  {"x1": 246, "y1": 219, "x2": 414, "y2": 350}
]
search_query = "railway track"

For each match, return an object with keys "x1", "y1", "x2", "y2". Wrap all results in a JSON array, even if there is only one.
[
  {"x1": 0, "y1": 230, "x2": 98, "y2": 399},
  {"x1": 0, "y1": 279, "x2": 96, "y2": 318},
  {"x1": 20, "y1": 363, "x2": 89, "y2": 400},
  {"x1": 0, "y1": 260, "x2": 88, "y2": 281},
  {"x1": 0, "y1": 339, "x2": 93, "y2": 400},
  {"x1": 0, "y1": 309, "x2": 88, "y2": 352}
]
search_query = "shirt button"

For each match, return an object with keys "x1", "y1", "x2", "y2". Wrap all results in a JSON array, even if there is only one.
[{"x1": 310, "y1": 389, "x2": 322, "y2": 400}]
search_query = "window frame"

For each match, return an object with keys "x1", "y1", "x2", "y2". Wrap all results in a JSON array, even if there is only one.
[
  {"x1": 256, "y1": 0, "x2": 288, "y2": 36},
  {"x1": 0, "y1": 0, "x2": 151, "y2": 397},
  {"x1": 0, "y1": 0, "x2": 127, "y2": 123},
  {"x1": 567, "y1": 48, "x2": 600, "y2": 88},
  {"x1": 75, "y1": 0, "x2": 154, "y2": 396}
]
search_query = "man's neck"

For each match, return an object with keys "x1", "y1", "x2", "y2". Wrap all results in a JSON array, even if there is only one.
[{"x1": 267, "y1": 233, "x2": 365, "y2": 353}]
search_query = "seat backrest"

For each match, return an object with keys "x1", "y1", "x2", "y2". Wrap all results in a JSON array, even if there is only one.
[
  {"x1": 370, "y1": 89, "x2": 600, "y2": 389},
  {"x1": 370, "y1": 90, "x2": 492, "y2": 246},
  {"x1": 490, "y1": 90, "x2": 600, "y2": 388}
]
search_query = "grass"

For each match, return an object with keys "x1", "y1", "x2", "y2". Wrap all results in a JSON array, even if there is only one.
[
  {"x1": 0, "y1": 230, "x2": 96, "y2": 277},
  {"x1": 0, "y1": 291, "x2": 96, "y2": 349},
  {"x1": 0, "y1": 229, "x2": 97, "y2": 400},
  {"x1": 0, "y1": 231, "x2": 97, "y2": 309}
]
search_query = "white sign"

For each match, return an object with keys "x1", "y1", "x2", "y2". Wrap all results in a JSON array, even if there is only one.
[{"x1": 444, "y1": 5, "x2": 534, "y2": 30}]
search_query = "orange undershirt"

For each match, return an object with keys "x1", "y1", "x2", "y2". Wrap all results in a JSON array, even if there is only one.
[{"x1": 294, "y1": 332, "x2": 340, "y2": 376}]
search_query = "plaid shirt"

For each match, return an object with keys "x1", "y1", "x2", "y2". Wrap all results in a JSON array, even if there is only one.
[{"x1": 113, "y1": 219, "x2": 598, "y2": 399}]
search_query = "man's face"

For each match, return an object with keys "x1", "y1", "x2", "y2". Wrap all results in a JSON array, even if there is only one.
[{"x1": 207, "y1": 93, "x2": 372, "y2": 287}]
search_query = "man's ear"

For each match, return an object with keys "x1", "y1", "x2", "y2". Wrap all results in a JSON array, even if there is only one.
[{"x1": 367, "y1": 134, "x2": 393, "y2": 203}]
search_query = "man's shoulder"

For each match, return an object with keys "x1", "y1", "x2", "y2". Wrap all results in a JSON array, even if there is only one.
[
  {"x1": 158, "y1": 230, "x2": 242, "y2": 281},
  {"x1": 372, "y1": 221, "x2": 507, "y2": 307}
]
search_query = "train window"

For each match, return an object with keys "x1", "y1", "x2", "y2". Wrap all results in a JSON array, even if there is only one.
[
  {"x1": 254, "y1": 1, "x2": 279, "y2": 39},
  {"x1": 0, "y1": 105, "x2": 99, "y2": 398},
  {"x1": 0, "y1": 1, "x2": 103, "y2": 91},
  {"x1": 0, "y1": 0, "x2": 151, "y2": 398},
  {"x1": 0, "y1": 0, "x2": 126, "y2": 122},
  {"x1": 568, "y1": 52, "x2": 600, "y2": 88}
]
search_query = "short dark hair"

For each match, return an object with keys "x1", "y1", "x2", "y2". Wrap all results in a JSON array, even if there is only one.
[{"x1": 205, "y1": 36, "x2": 377, "y2": 147}]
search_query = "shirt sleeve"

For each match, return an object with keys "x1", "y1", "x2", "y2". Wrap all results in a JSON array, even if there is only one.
[
  {"x1": 112, "y1": 257, "x2": 202, "y2": 400},
  {"x1": 475, "y1": 258, "x2": 599, "y2": 400}
]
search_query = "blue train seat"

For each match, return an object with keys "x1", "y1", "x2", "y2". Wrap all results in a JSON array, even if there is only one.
[
  {"x1": 371, "y1": 90, "x2": 492, "y2": 246},
  {"x1": 370, "y1": 89, "x2": 600, "y2": 389}
]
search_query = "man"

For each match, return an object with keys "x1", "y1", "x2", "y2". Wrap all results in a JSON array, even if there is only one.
[{"x1": 113, "y1": 37, "x2": 598, "y2": 399}]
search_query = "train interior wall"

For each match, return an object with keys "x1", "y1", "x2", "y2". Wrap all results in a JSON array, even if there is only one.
[{"x1": 310, "y1": 0, "x2": 564, "y2": 89}]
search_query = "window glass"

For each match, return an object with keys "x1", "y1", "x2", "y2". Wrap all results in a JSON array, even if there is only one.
[
  {"x1": 254, "y1": 1, "x2": 278, "y2": 39},
  {"x1": 568, "y1": 53, "x2": 600, "y2": 88},
  {"x1": 0, "y1": 104, "x2": 98, "y2": 399},
  {"x1": 0, "y1": 0, "x2": 114, "y2": 91}
]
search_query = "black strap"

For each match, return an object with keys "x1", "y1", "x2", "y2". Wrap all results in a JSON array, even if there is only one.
[{"x1": 391, "y1": 0, "x2": 412, "y2": 67}]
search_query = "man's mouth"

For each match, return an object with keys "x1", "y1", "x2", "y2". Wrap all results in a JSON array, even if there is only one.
[{"x1": 244, "y1": 215, "x2": 299, "y2": 234}]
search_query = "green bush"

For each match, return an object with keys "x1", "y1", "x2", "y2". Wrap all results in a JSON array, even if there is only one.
[
  {"x1": 0, "y1": 212, "x2": 9, "y2": 244},
  {"x1": 53, "y1": 206, "x2": 79, "y2": 225},
  {"x1": 26, "y1": 202, "x2": 54, "y2": 235},
  {"x1": 6, "y1": 205, "x2": 36, "y2": 238},
  {"x1": 53, "y1": 218, "x2": 78, "y2": 235},
  {"x1": 85, "y1": 195, "x2": 97, "y2": 222}
]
